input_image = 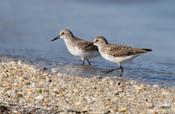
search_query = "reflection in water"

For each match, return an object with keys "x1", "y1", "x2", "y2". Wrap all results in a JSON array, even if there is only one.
[{"x1": 0, "y1": 0, "x2": 175, "y2": 86}]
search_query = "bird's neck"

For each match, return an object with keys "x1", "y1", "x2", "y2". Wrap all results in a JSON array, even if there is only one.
[
  {"x1": 97, "y1": 43, "x2": 107, "y2": 52},
  {"x1": 63, "y1": 36, "x2": 76, "y2": 48},
  {"x1": 64, "y1": 36, "x2": 74, "y2": 42}
]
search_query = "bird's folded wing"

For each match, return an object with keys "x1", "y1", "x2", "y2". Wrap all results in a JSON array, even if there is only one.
[
  {"x1": 107, "y1": 45, "x2": 145, "y2": 57},
  {"x1": 77, "y1": 41, "x2": 98, "y2": 51}
]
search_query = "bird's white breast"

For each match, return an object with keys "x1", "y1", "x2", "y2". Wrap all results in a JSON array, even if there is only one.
[{"x1": 64, "y1": 41, "x2": 83, "y2": 56}]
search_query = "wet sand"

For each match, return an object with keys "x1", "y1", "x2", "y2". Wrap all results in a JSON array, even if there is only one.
[{"x1": 0, "y1": 57, "x2": 175, "y2": 114}]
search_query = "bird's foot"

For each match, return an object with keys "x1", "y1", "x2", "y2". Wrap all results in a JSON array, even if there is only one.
[{"x1": 102, "y1": 68, "x2": 121, "y2": 74}]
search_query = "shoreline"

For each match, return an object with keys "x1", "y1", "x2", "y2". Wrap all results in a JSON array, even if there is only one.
[{"x1": 0, "y1": 57, "x2": 175, "y2": 114}]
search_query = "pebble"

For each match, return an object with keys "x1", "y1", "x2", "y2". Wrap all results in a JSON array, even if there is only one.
[
  {"x1": 35, "y1": 95, "x2": 43, "y2": 100},
  {"x1": 0, "y1": 59, "x2": 174, "y2": 113},
  {"x1": 118, "y1": 106, "x2": 128, "y2": 112}
]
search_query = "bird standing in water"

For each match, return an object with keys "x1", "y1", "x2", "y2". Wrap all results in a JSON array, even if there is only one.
[
  {"x1": 93, "y1": 36, "x2": 152, "y2": 76},
  {"x1": 51, "y1": 29, "x2": 99, "y2": 65}
]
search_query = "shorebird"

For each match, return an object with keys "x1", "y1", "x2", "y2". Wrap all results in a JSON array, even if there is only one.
[
  {"x1": 93, "y1": 36, "x2": 152, "y2": 76},
  {"x1": 51, "y1": 29, "x2": 99, "y2": 65}
]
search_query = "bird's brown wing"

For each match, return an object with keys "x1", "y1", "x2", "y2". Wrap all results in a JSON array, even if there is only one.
[
  {"x1": 106, "y1": 44, "x2": 146, "y2": 57},
  {"x1": 77, "y1": 40, "x2": 98, "y2": 51}
]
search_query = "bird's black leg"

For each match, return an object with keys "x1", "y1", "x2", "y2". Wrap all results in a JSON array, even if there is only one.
[
  {"x1": 119, "y1": 64, "x2": 124, "y2": 77},
  {"x1": 103, "y1": 67, "x2": 121, "y2": 74},
  {"x1": 82, "y1": 60, "x2": 85, "y2": 65},
  {"x1": 103, "y1": 64, "x2": 124, "y2": 77},
  {"x1": 86, "y1": 59, "x2": 91, "y2": 65}
]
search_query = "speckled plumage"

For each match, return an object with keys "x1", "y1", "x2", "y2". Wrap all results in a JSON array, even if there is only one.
[
  {"x1": 93, "y1": 36, "x2": 152, "y2": 76},
  {"x1": 102, "y1": 44, "x2": 151, "y2": 57},
  {"x1": 72, "y1": 37, "x2": 98, "y2": 52},
  {"x1": 94, "y1": 36, "x2": 151, "y2": 58},
  {"x1": 51, "y1": 29, "x2": 99, "y2": 65}
]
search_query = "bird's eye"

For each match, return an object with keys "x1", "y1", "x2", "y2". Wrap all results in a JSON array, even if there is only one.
[
  {"x1": 96, "y1": 39, "x2": 99, "y2": 42},
  {"x1": 61, "y1": 32, "x2": 64, "y2": 35}
]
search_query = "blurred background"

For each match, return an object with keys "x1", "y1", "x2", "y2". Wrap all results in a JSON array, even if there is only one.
[{"x1": 0, "y1": 0, "x2": 175, "y2": 86}]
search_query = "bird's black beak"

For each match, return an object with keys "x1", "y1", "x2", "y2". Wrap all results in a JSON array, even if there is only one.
[{"x1": 51, "y1": 36, "x2": 59, "y2": 42}]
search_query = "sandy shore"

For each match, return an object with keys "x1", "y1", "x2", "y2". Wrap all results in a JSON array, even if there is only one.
[{"x1": 0, "y1": 58, "x2": 175, "y2": 114}]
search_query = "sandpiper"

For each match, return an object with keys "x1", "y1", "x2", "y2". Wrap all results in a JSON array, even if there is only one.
[
  {"x1": 93, "y1": 36, "x2": 152, "y2": 76},
  {"x1": 51, "y1": 29, "x2": 99, "y2": 65}
]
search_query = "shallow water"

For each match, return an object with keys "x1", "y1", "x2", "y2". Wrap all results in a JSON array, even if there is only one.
[{"x1": 0, "y1": 0, "x2": 175, "y2": 87}]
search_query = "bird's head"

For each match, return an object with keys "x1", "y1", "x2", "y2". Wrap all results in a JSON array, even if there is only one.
[
  {"x1": 93, "y1": 36, "x2": 108, "y2": 47},
  {"x1": 51, "y1": 28, "x2": 74, "y2": 42}
]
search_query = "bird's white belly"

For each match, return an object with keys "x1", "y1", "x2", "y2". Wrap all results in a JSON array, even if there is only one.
[
  {"x1": 101, "y1": 52, "x2": 142, "y2": 64},
  {"x1": 65, "y1": 42, "x2": 100, "y2": 59},
  {"x1": 65, "y1": 43, "x2": 99, "y2": 59},
  {"x1": 66, "y1": 44, "x2": 84, "y2": 57}
]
